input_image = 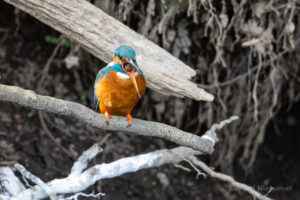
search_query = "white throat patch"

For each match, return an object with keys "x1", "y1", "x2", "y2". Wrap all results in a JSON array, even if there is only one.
[
  {"x1": 116, "y1": 71, "x2": 139, "y2": 79},
  {"x1": 107, "y1": 61, "x2": 115, "y2": 67},
  {"x1": 108, "y1": 61, "x2": 139, "y2": 79}
]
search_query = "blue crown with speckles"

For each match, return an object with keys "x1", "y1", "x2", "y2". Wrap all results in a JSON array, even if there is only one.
[{"x1": 114, "y1": 45, "x2": 136, "y2": 59}]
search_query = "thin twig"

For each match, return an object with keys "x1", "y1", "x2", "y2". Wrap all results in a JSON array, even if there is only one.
[
  {"x1": 61, "y1": 192, "x2": 105, "y2": 200},
  {"x1": 173, "y1": 164, "x2": 191, "y2": 172},
  {"x1": 37, "y1": 38, "x2": 64, "y2": 92},
  {"x1": 38, "y1": 112, "x2": 75, "y2": 159},
  {"x1": 189, "y1": 156, "x2": 273, "y2": 200},
  {"x1": 198, "y1": 43, "x2": 298, "y2": 90},
  {"x1": 202, "y1": 116, "x2": 239, "y2": 145},
  {"x1": 253, "y1": 53, "x2": 262, "y2": 121},
  {"x1": 184, "y1": 159, "x2": 207, "y2": 179}
]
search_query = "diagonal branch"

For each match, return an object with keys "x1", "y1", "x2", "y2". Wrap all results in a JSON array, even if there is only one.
[
  {"x1": 189, "y1": 156, "x2": 273, "y2": 200},
  {"x1": 14, "y1": 164, "x2": 57, "y2": 200},
  {"x1": 0, "y1": 84, "x2": 217, "y2": 153},
  {"x1": 1, "y1": 142, "x2": 268, "y2": 200},
  {"x1": 2, "y1": 0, "x2": 214, "y2": 102},
  {"x1": 1, "y1": 146, "x2": 202, "y2": 200}
]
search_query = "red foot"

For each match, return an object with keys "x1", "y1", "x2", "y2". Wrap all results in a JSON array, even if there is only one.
[
  {"x1": 105, "y1": 111, "x2": 111, "y2": 125},
  {"x1": 126, "y1": 113, "x2": 132, "y2": 127}
]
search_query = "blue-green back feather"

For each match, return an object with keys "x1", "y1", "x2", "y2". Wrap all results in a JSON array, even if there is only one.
[
  {"x1": 95, "y1": 63, "x2": 122, "y2": 83},
  {"x1": 94, "y1": 63, "x2": 123, "y2": 111},
  {"x1": 94, "y1": 90, "x2": 99, "y2": 111}
]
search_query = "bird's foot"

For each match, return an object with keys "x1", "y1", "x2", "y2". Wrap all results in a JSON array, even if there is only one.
[
  {"x1": 126, "y1": 113, "x2": 132, "y2": 127},
  {"x1": 105, "y1": 111, "x2": 111, "y2": 125}
]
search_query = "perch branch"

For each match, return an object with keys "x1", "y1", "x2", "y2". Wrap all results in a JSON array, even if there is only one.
[
  {"x1": 2, "y1": 0, "x2": 213, "y2": 102},
  {"x1": 0, "y1": 84, "x2": 216, "y2": 153}
]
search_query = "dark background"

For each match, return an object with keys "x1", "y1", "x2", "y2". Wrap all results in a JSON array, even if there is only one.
[{"x1": 0, "y1": 0, "x2": 299, "y2": 199}]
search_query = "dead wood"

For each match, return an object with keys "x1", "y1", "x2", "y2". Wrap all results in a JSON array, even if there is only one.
[{"x1": 3, "y1": 0, "x2": 214, "y2": 101}]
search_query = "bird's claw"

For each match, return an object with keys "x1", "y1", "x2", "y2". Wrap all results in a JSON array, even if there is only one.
[
  {"x1": 126, "y1": 113, "x2": 132, "y2": 127},
  {"x1": 105, "y1": 111, "x2": 111, "y2": 126},
  {"x1": 105, "y1": 116, "x2": 112, "y2": 126}
]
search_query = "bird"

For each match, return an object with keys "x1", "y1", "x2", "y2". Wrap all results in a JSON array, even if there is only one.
[{"x1": 94, "y1": 45, "x2": 146, "y2": 126}]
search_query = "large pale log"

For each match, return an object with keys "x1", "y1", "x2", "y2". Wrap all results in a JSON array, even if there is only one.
[{"x1": 3, "y1": 0, "x2": 214, "y2": 101}]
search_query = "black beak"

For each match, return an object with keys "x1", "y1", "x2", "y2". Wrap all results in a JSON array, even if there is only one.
[
  {"x1": 127, "y1": 59, "x2": 142, "y2": 75},
  {"x1": 126, "y1": 58, "x2": 141, "y2": 98}
]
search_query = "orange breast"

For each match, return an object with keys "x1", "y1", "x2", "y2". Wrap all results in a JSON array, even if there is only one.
[{"x1": 94, "y1": 70, "x2": 146, "y2": 116}]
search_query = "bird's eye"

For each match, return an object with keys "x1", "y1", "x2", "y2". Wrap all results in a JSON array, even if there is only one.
[
  {"x1": 124, "y1": 63, "x2": 133, "y2": 72},
  {"x1": 118, "y1": 56, "x2": 122, "y2": 60}
]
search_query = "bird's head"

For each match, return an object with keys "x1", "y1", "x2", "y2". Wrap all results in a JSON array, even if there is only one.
[{"x1": 113, "y1": 45, "x2": 143, "y2": 98}]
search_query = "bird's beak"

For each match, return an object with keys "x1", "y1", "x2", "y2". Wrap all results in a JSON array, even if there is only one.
[{"x1": 127, "y1": 59, "x2": 141, "y2": 98}]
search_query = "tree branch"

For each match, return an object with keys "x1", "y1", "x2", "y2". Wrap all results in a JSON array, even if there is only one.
[
  {"x1": 2, "y1": 0, "x2": 214, "y2": 101},
  {"x1": 0, "y1": 167, "x2": 25, "y2": 197},
  {"x1": 1, "y1": 146, "x2": 202, "y2": 200},
  {"x1": 189, "y1": 156, "x2": 273, "y2": 200},
  {"x1": 0, "y1": 84, "x2": 216, "y2": 153},
  {"x1": 0, "y1": 142, "x2": 268, "y2": 200},
  {"x1": 0, "y1": 116, "x2": 243, "y2": 200},
  {"x1": 14, "y1": 164, "x2": 57, "y2": 200}
]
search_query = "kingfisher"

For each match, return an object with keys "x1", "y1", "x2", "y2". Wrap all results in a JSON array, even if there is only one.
[{"x1": 94, "y1": 45, "x2": 146, "y2": 126}]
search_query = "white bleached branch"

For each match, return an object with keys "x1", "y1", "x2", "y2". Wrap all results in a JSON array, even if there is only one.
[
  {"x1": 14, "y1": 164, "x2": 57, "y2": 200},
  {"x1": 1, "y1": 146, "x2": 200, "y2": 200},
  {"x1": 0, "y1": 167, "x2": 25, "y2": 197},
  {"x1": 0, "y1": 116, "x2": 241, "y2": 200},
  {"x1": 61, "y1": 192, "x2": 105, "y2": 200},
  {"x1": 201, "y1": 116, "x2": 239, "y2": 145},
  {"x1": 70, "y1": 144, "x2": 103, "y2": 176}
]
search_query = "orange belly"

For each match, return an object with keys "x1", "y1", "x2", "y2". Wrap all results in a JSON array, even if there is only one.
[{"x1": 94, "y1": 70, "x2": 146, "y2": 116}]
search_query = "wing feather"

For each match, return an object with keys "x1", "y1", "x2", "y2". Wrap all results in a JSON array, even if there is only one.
[{"x1": 94, "y1": 62, "x2": 122, "y2": 111}]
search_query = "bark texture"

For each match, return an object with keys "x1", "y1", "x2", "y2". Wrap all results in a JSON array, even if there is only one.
[
  {"x1": 3, "y1": 0, "x2": 214, "y2": 101},
  {"x1": 0, "y1": 84, "x2": 215, "y2": 153}
]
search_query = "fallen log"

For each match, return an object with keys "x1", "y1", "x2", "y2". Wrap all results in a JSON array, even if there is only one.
[{"x1": 3, "y1": 0, "x2": 214, "y2": 101}]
